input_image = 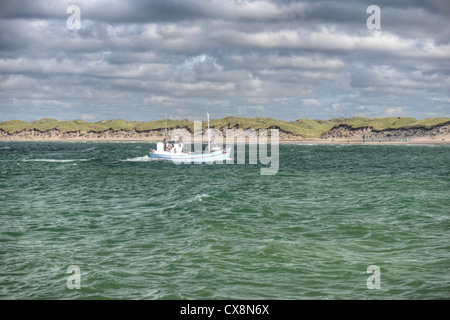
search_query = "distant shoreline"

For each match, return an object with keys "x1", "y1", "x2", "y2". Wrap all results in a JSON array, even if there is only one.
[
  {"x1": 1, "y1": 116, "x2": 449, "y2": 144},
  {"x1": 1, "y1": 137, "x2": 448, "y2": 145}
]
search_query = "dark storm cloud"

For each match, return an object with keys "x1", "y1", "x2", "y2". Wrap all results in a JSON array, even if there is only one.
[{"x1": 0, "y1": 0, "x2": 449, "y2": 121}]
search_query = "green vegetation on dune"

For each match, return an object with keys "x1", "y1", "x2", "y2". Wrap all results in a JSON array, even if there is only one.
[
  {"x1": 96, "y1": 119, "x2": 140, "y2": 131},
  {"x1": 210, "y1": 117, "x2": 311, "y2": 135},
  {"x1": 0, "y1": 120, "x2": 34, "y2": 133},
  {"x1": 1, "y1": 116, "x2": 449, "y2": 138},
  {"x1": 407, "y1": 117, "x2": 450, "y2": 129},
  {"x1": 331, "y1": 117, "x2": 450, "y2": 131},
  {"x1": 135, "y1": 119, "x2": 193, "y2": 131},
  {"x1": 294, "y1": 119, "x2": 335, "y2": 137}
]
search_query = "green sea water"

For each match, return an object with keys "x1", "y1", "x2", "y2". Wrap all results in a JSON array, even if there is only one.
[{"x1": 0, "y1": 141, "x2": 449, "y2": 300}]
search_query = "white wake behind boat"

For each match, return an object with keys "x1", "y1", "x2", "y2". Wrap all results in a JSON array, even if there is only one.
[{"x1": 149, "y1": 113, "x2": 231, "y2": 163}]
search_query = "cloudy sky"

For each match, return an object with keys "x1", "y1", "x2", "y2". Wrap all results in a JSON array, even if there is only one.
[{"x1": 0, "y1": 0, "x2": 449, "y2": 122}]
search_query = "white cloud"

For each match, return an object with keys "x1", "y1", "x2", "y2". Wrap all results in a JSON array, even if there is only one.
[
  {"x1": 1, "y1": 0, "x2": 449, "y2": 121},
  {"x1": 385, "y1": 107, "x2": 405, "y2": 116},
  {"x1": 303, "y1": 99, "x2": 322, "y2": 107},
  {"x1": 429, "y1": 96, "x2": 450, "y2": 103},
  {"x1": 80, "y1": 113, "x2": 96, "y2": 121},
  {"x1": 331, "y1": 103, "x2": 340, "y2": 110}
]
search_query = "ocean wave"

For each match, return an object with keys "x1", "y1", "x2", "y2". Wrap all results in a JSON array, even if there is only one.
[
  {"x1": 22, "y1": 158, "x2": 89, "y2": 163},
  {"x1": 404, "y1": 144, "x2": 438, "y2": 147},
  {"x1": 188, "y1": 194, "x2": 210, "y2": 202},
  {"x1": 122, "y1": 155, "x2": 153, "y2": 162},
  {"x1": 0, "y1": 146, "x2": 11, "y2": 150}
]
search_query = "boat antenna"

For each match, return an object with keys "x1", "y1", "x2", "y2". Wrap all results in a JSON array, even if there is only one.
[{"x1": 207, "y1": 112, "x2": 211, "y2": 153}]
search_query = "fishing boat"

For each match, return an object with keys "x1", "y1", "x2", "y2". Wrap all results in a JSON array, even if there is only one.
[{"x1": 149, "y1": 113, "x2": 231, "y2": 163}]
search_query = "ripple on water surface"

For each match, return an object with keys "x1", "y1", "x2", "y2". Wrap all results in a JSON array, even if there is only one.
[{"x1": 0, "y1": 142, "x2": 449, "y2": 299}]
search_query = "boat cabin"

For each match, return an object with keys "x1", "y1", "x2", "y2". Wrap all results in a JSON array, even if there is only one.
[{"x1": 156, "y1": 134, "x2": 185, "y2": 153}]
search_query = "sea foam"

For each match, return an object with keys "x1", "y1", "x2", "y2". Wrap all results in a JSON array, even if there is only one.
[
  {"x1": 22, "y1": 159, "x2": 88, "y2": 163},
  {"x1": 122, "y1": 155, "x2": 153, "y2": 162}
]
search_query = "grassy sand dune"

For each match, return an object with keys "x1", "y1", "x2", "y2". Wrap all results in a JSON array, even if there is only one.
[
  {"x1": 1, "y1": 116, "x2": 449, "y2": 139},
  {"x1": 329, "y1": 117, "x2": 450, "y2": 131}
]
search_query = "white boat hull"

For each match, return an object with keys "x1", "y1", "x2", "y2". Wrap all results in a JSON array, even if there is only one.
[{"x1": 149, "y1": 147, "x2": 232, "y2": 163}]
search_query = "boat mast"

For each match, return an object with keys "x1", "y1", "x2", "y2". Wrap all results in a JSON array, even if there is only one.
[
  {"x1": 207, "y1": 112, "x2": 211, "y2": 153},
  {"x1": 164, "y1": 115, "x2": 168, "y2": 145}
]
